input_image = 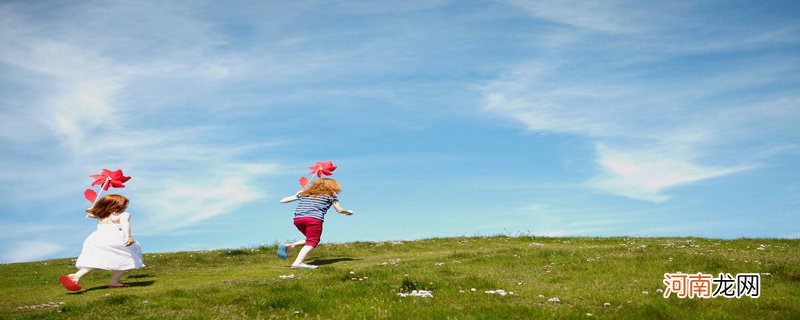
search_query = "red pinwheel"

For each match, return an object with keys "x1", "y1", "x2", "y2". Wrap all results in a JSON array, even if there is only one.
[
  {"x1": 308, "y1": 161, "x2": 337, "y2": 178},
  {"x1": 299, "y1": 160, "x2": 337, "y2": 188},
  {"x1": 90, "y1": 169, "x2": 131, "y2": 190},
  {"x1": 84, "y1": 169, "x2": 131, "y2": 203}
]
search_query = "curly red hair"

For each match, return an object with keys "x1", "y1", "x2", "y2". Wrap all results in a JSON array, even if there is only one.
[
  {"x1": 86, "y1": 194, "x2": 129, "y2": 219},
  {"x1": 299, "y1": 178, "x2": 341, "y2": 198}
]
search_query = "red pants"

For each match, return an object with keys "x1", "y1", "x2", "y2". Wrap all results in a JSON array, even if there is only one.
[{"x1": 294, "y1": 217, "x2": 323, "y2": 247}]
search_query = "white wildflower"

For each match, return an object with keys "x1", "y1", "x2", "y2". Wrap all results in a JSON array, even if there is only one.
[
  {"x1": 398, "y1": 290, "x2": 433, "y2": 298},
  {"x1": 603, "y1": 302, "x2": 611, "y2": 307},
  {"x1": 548, "y1": 297, "x2": 560, "y2": 303}
]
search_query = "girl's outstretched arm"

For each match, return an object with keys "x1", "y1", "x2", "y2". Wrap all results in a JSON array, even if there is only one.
[
  {"x1": 120, "y1": 212, "x2": 135, "y2": 246},
  {"x1": 280, "y1": 191, "x2": 302, "y2": 203},
  {"x1": 332, "y1": 201, "x2": 354, "y2": 215}
]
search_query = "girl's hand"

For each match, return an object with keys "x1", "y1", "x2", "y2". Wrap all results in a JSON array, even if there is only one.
[
  {"x1": 342, "y1": 210, "x2": 354, "y2": 216},
  {"x1": 124, "y1": 238, "x2": 135, "y2": 246}
]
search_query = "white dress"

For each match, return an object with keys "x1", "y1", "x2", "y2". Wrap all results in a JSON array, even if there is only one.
[{"x1": 75, "y1": 212, "x2": 144, "y2": 270}]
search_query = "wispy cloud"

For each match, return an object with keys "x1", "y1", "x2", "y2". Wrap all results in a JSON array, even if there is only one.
[
  {"x1": 137, "y1": 163, "x2": 281, "y2": 232},
  {"x1": 504, "y1": 0, "x2": 657, "y2": 34},
  {"x1": 3, "y1": 240, "x2": 63, "y2": 263},
  {"x1": 585, "y1": 144, "x2": 752, "y2": 202},
  {"x1": 481, "y1": 2, "x2": 799, "y2": 202},
  {"x1": 0, "y1": 2, "x2": 283, "y2": 229}
]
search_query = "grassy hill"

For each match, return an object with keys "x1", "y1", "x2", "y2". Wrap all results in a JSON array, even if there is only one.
[{"x1": 1, "y1": 236, "x2": 799, "y2": 319}]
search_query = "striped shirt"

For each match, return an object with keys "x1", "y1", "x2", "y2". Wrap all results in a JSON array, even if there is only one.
[{"x1": 294, "y1": 195, "x2": 338, "y2": 221}]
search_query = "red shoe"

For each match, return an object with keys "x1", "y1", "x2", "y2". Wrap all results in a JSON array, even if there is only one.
[{"x1": 58, "y1": 275, "x2": 81, "y2": 291}]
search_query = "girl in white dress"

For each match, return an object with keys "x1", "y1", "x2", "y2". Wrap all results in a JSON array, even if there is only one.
[{"x1": 58, "y1": 194, "x2": 144, "y2": 291}]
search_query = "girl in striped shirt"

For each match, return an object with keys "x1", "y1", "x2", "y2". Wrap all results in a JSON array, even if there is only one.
[{"x1": 277, "y1": 178, "x2": 353, "y2": 269}]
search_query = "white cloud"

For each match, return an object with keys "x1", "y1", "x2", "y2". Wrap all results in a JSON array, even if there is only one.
[
  {"x1": 46, "y1": 79, "x2": 124, "y2": 149},
  {"x1": 586, "y1": 144, "x2": 752, "y2": 202},
  {"x1": 0, "y1": 224, "x2": 60, "y2": 239},
  {"x1": 0, "y1": 33, "x2": 127, "y2": 149},
  {"x1": 504, "y1": 0, "x2": 652, "y2": 34},
  {"x1": 136, "y1": 163, "x2": 281, "y2": 232},
  {"x1": 479, "y1": 8, "x2": 798, "y2": 202},
  {"x1": 0, "y1": 3, "x2": 284, "y2": 229},
  {"x1": 3, "y1": 240, "x2": 63, "y2": 263},
  {"x1": 481, "y1": 63, "x2": 767, "y2": 201}
]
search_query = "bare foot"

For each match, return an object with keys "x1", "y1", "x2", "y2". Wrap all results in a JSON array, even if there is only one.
[{"x1": 68, "y1": 274, "x2": 78, "y2": 282}]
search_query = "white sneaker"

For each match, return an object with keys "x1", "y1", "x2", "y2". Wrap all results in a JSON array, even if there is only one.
[{"x1": 291, "y1": 263, "x2": 318, "y2": 269}]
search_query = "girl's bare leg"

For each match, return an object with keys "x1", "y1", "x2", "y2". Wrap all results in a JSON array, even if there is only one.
[
  {"x1": 72, "y1": 267, "x2": 95, "y2": 282},
  {"x1": 109, "y1": 270, "x2": 125, "y2": 285},
  {"x1": 285, "y1": 240, "x2": 306, "y2": 250},
  {"x1": 292, "y1": 245, "x2": 316, "y2": 267}
]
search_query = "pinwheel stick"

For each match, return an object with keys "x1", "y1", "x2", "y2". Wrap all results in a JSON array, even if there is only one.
[
  {"x1": 304, "y1": 167, "x2": 326, "y2": 188},
  {"x1": 91, "y1": 177, "x2": 112, "y2": 207}
]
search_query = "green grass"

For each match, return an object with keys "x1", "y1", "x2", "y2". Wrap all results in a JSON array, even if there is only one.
[{"x1": 1, "y1": 236, "x2": 799, "y2": 319}]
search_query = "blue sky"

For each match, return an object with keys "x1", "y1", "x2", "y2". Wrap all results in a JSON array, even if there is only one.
[{"x1": 1, "y1": 0, "x2": 798, "y2": 263}]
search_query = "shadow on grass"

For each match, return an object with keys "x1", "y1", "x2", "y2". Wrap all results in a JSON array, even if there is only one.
[
  {"x1": 307, "y1": 257, "x2": 359, "y2": 266},
  {"x1": 68, "y1": 280, "x2": 156, "y2": 294},
  {"x1": 126, "y1": 274, "x2": 153, "y2": 279}
]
